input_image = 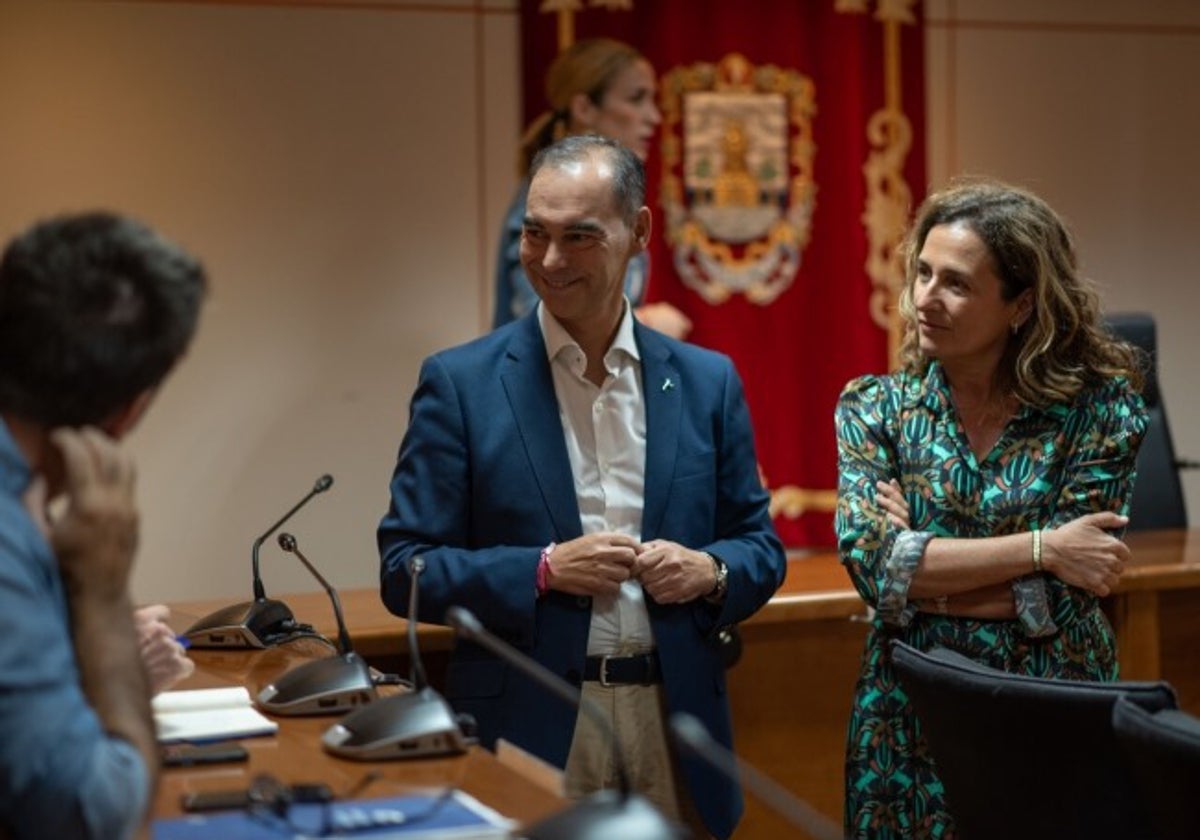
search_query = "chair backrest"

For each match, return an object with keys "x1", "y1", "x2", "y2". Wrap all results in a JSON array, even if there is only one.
[
  {"x1": 890, "y1": 641, "x2": 1178, "y2": 840},
  {"x1": 1105, "y1": 312, "x2": 1187, "y2": 530},
  {"x1": 1113, "y1": 695, "x2": 1200, "y2": 840}
]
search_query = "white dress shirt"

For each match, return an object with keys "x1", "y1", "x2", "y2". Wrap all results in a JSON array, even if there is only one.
[{"x1": 538, "y1": 300, "x2": 654, "y2": 656}]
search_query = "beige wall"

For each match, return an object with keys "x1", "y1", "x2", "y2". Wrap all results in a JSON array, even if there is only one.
[
  {"x1": 0, "y1": 0, "x2": 521, "y2": 603},
  {"x1": 0, "y1": 0, "x2": 1195, "y2": 606},
  {"x1": 926, "y1": 0, "x2": 1200, "y2": 528}
]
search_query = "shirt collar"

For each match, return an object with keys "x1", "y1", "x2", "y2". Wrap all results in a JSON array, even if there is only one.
[
  {"x1": 919, "y1": 359, "x2": 1060, "y2": 421},
  {"x1": 537, "y1": 298, "x2": 641, "y2": 371},
  {"x1": 0, "y1": 416, "x2": 33, "y2": 498}
]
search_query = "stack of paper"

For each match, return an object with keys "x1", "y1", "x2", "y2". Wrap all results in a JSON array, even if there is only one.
[{"x1": 153, "y1": 686, "x2": 278, "y2": 743}]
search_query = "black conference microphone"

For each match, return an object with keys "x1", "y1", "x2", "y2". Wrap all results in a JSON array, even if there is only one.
[
  {"x1": 255, "y1": 533, "x2": 377, "y2": 716},
  {"x1": 445, "y1": 606, "x2": 686, "y2": 840},
  {"x1": 322, "y1": 556, "x2": 476, "y2": 760},
  {"x1": 670, "y1": 712, "x2": 841, "y2": 840},
  {"x1": 182, "y1": 474, "x2": 333, "y2": 649}
]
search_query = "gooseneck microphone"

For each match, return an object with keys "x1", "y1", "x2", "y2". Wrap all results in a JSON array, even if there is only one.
[
  {"x1": 278, "y1": 532, "x2": 351, "y2": 654},
  {"x1": 322, "y1": 556, "x2": 476, "y2": 761},
  {"x1": 406, "y1": 556, "x2": 429, "y2": 691},
  {"x1": 252, "y1": 474, "x2": 333, "y2": 600},
  {"x1": 670, "y1": 713, "x2": 841, "y2": 840},
  {"x1": 445, "y1": 606, "x2": 683, "y2": 840},
  {"x1": 255, "y1": 533, "x2": 377, "y2": 716},
  {"x1": 182, "y1": 474, "x2": 333, "y2": 649}
]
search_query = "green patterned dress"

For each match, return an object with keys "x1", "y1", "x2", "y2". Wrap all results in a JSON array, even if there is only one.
[{"x1": 835, "y1": 362, "x2": 1148, "y2": 839}]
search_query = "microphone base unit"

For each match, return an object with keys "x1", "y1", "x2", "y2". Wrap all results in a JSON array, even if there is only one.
[
  {"x1": 523, "y1": 789, "x2": 688, "y2": 840},
  {"x1": 182, "y1": 598, "x2": 316, "y2": 649},
  {"x1": 256, "y1": 652, "x2": 378, "y2": 716},
  {"x1": 321, "y1": 686, "x2": 476, "y2": 761}
]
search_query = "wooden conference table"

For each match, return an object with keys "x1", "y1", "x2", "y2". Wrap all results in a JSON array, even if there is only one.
[
  {"x1": 169, "y1": 527, "x2": 1200, "y2": 839},
  {"x1": 148, "y1": 640, "x2": 565, "y2": 836}
]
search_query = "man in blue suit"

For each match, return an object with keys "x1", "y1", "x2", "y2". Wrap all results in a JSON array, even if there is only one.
[{"x1": 378, "y1": 135, "x2": 785, "y2": 839}]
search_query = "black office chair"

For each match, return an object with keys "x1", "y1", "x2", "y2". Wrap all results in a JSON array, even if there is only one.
[
  {"x1": 890, "y1": 641, "x2": 1177, "y2": 840},
  {"x1": 1113, "y1": 695, "x2": 1200, "y2": 840},
  {"x1": 1105, "y1": 312, "x2": 1191, "y2": 530}
]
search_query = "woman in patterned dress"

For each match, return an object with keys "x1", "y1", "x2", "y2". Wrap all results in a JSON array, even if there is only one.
[{"x1": 835, "y1": 180, "x2": 1148, "y2": 839}]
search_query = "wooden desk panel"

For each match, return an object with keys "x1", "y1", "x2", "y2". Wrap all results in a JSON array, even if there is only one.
[
  {"x1": 727, "y1": 616, "x2": 866, "y2": 839},
  {"x1": 1110, "y1": 529, "x2": 1200, "y2": 682},
  {"x1": 1117, "y1": 528, "x2": 1200, "y2": 590},
  {"x1": 175, "y1": 528, "x2": 1196, "y2": 654}
]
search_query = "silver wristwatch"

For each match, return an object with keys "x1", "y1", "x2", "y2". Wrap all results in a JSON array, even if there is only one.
[{"x1": 705, "y1": 553, "x2": 728, "y2": 603}]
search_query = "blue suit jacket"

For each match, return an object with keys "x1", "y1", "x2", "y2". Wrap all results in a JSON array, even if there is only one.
[{"x1": 378, "y1": 312, "x2": 786, "y2": 838}]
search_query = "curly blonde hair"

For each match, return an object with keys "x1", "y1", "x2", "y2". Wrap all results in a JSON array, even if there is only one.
[{"x1": 897, "y1": 179, "x2": 1144, "y2": 406}]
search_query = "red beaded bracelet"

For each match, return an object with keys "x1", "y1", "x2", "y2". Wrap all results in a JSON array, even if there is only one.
[{"x1": 536, "y1": 542, "x2": 556, "y2": 596}]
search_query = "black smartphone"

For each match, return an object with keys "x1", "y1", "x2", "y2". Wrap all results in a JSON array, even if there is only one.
[
  {"x1": 289, "y1": 783, "x2": 335, "y2": 804},
  {"x1": 162, "y1": 742, "x2": 249, "y2": 768},
  {"x1": 180, "y1": 788, "x2": 252, "y2": 813},
  {"x1": 180, "y1": 781, "x2": 334, "y2": 813}
]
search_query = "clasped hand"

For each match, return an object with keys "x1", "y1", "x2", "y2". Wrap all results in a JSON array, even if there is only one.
[{"x1": 544, "y1": 532, "x2": 716, "y2": 604}]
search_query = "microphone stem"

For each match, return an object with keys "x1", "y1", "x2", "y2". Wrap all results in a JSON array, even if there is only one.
[
  {"x1": 733, "y1": 757, "x2": 841, "y2": 840},
  {"x1": 287, "y1": 543, "x2": 353, "y2": 655},
  {"x1": 250, "y1": 485, "x2": 321, "y2": 600},
  {"x1": 407, "y1": 558, "x2": 428, "y2": 691},
  {"x1": 330, "y1": 591, "x2": 352, "y2": 655},
  {"x1": 674, "y1": 714, "x2": 841, "y2": 840}
]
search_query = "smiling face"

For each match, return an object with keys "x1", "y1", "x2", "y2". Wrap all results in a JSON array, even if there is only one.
[
  {"x1": 519, "y1": 150, "x2": 650, "y2": 341},
  {"x1": 571, "y1": 58, "x2": 661, "y2": 161},
  {"x1": 912, "y1": 222, "x2": 1032, "y2": 376}
]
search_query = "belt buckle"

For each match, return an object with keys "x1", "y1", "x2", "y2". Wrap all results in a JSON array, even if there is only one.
[{"x1": 598, "y1": 655, "x2": 614, "y2": 687}]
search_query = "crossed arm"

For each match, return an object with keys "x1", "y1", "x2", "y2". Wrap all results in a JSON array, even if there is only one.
[
  {"x1": 835, "y1": 375, "x2": 1147, "y2": 628},
  {"x1": 873, "y1": 478, "x2": 1130, "y2": 619}
]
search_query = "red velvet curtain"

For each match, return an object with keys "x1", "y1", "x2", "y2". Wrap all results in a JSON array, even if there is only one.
[{"x1": 520, "y1": 0, "x2": 926, "y2": 546}]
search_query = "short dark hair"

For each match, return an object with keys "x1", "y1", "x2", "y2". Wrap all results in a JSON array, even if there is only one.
[
  {"x1": 0, "y1": 211, "x2": 207, "y2": 426},
  {"x1": 528, "y1": 134, "x2": 646, "y2": 224}
]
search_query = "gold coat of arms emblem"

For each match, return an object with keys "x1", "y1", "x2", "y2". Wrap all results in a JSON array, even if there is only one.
[{"x1": 661, "y1": 53, "x2": 817, "y2": 306}]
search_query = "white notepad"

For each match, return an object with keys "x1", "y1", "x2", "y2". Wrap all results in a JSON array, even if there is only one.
[{"x1": 153, "y1": 687, "x2": 278, "y2": 743}]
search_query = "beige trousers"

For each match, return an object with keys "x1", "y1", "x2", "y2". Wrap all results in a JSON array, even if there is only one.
[{"x1": 563, "y1": 680, "x2": 712, "y2": 838}]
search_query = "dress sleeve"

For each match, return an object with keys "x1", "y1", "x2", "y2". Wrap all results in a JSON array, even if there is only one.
[
  {"x1": 1011, "y1": 576, "x2": 1057, "y2": 638},
  {"x1": 1041, "y1": 379, "x2": 1149, "y2": 628},
  {"x1": 835, "y1": 375, "x2": 930, "y2": 627}
]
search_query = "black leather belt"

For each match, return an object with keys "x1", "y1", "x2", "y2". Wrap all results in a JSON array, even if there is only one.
[{"x1": 583, "y1": 652, "x2": 662, "y2": 686}]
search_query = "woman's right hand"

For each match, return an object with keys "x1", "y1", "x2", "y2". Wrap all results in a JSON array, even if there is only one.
[
  {"x1": 1042, "y1": 511, "x2": 1131, "y2": 596},
  {"x1": 875, "y1": 479, "x2": 910, "y2": 530}
]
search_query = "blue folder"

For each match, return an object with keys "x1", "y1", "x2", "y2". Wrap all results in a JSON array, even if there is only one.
[{"x1": 152, "y1": 790, "x2": 514, "y2": 839}]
